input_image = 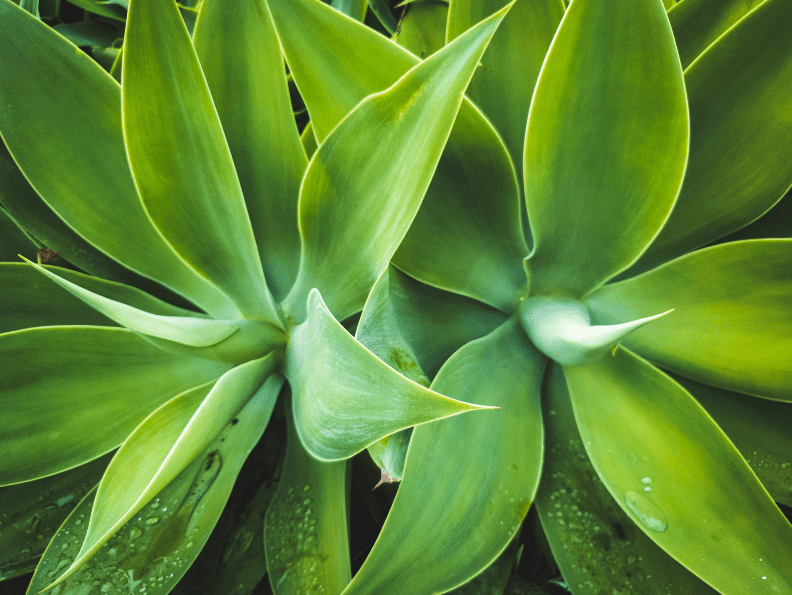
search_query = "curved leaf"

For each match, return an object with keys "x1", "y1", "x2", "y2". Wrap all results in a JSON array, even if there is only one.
[
  {"x1": 265, "y1": 395, "x2": 350, "y2": 595},
  {"x1": 395, "y1": 0, "x2": 447, "y2": 59},
  {"x1": 369, "y1": 0, "x2": 398, "y2": 32},
  {"x1": 23, "y1": 258, "x2": 240, "y2": 347},
  {"x1": 0, "y1": 326, "x2": 229, "y2": 486},
  {"x1": 0, "y1": 206, "x2": 36, "y2": 262},
  {"x1": 267, "y1": 0, "x2": 528, "y2": 312},
  {"x1": 523, "y1": 0, "x2": 689, "y2": 298},
  {"x1": 536, "y1": 364, "x2": 718, "y2": 595},
  {"x1": 717, "y1": 188, "x2": 792, "y2": 243},
  {"x1": 282, "y1": 5, "x2": 509, "y2": 323},
  {"x1": 447, "y1": 0, "x2": 564, "y2": 184},
  {"x1": 342, "y1": 318, "x2": 545, "y2": 595},
  {"x1": 332, "y1": 0, "x2": 367, "y2": 20},
  {"x1": 585, "y1": 240, "x2": 792, "y2": 401},
  {"x1": 30, "y1": 378, "x2": 278, "y2": 595},
  {"x1": 564, "y1": 348, "x2": 792, "y2": 594},
  {"x1": 0, "y1": 0, "x2": 235, "y2": 317},
  {"x1": 632, "y1": 0, "x2": 792, "y2": 274},
  {"x1": 123, "y1": 0, "x2": 279, "y2": 322},
  {"x1": 285, "y1": 289, "x2": 492, "y2": 461},
  {"x1": 52, "y1": 356, "x2": 282, "y2": 587},
  {"x1": 193, "y1": 0, "x2": 307, "y2": 302}
]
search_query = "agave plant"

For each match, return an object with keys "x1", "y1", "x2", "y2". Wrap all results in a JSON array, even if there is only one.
[
  {"x1": 0, "y1": 0, "x2": 517, "y2": 592},
  {"x1": 266, "y1": 0, "x2": 792, "y2": 592}
]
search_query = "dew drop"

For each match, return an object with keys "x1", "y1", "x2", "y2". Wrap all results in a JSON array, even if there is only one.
[
  {"x1": 145, "y1": 518, "x2": 159, "y2": 525},
  {"x1": 624, "y1": 491, "x2": 667, "y2": 533},
  {"x1": 129, "y1": 527, "x2": 142, "y2": 540},
  {"x1": 640, "y1": 477, "x2": 652, "y2": 485},
  {"x1": 762, "y1": 576, "x2": 767, "y2": 580}
]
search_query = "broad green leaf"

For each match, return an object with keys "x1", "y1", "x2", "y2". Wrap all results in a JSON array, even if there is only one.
[
  {"x1": 285, "y1": 289, "x2": 491, "y2": 461},
  {"x1": 537, "y1": 364, "x2": 717, "y2": 595},
  {"x1": 523, "y1": 0, "x2": 689, "y2": 298},
  {"x1": 123, "y1": 0, "x2": 279, "y2": 322},
  {"x1": 564, "y1": 348, "x2": 792, "y2": 594},
  {"x1": 585, "y1": 240, "x2": 792, "y2": 401},
  {"x1": 676, "y1": 376, "x2": 792, "y2": 509},
  {"x1": 0, "y1": 206, "x2": 37, "y2": 262},
  {"x1": 343, "y1": 318, "x2": 544, "y2": 595},
  {"x1": 281, "y1": 5, "x2": 509, "y2": 323},
  {"x1": 717, "y1": 189, "x2": 792, "y2": 243},
  {"x1": 267, "y1": 0, "x2": 528, "y2": 312},
  {"x1": 629, "y1": 0, "x2": 792, "y2": 274},
  {"x1": 23, "y1": 258, "x2": 240, "y2": 347},
  {"x1": 0, "y1": 454, "x2": 111, "y2": 582},
  {"x1": 193, "y1": 0, "x2": 307, "y2": 302},
  {"x1": 395, "y1": 0, "x2": 447, "y2": 59},
  {"x1": 53, "y1": 356, "x2": 282, "y2": 586},
  {"x1": 447, "y1": 0, "x2": 563, "y2": 187},
  {"x1": 52, "y1": 20, "x2": 121, "y2": 47},
  {"x1": 369, "y1": 0, "x2": 398, "y2": 32},
  {"x1": 668, "y1": 0, "x2": 768, "y2": 69},
  {"x1": 332, "y1": 0, "x2": 367, "y2": 20},
  {"x1": 0, "y1": 0, "x2": 236, "y2": 318},
  {"x1": 265, "y1": 395, "x2": 350, "y2": 595},
  {"x1": 0, "y1": 263, "x2": 199, "y2": 335},
  {"x1": 30, "y1": 379, "x2": 278, "y2": 595},
  {"x1": 0, "y1": 327, "x2": 229, "y2": 486},
  {"x1": 64, "y1": 0, "x2": 126, "y2": 19}
]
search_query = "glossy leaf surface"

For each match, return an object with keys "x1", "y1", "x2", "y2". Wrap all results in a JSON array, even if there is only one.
[
  {"x1": 285, "y1": 289, "x2": 490, "y2": 461},
  {"x1": 265, "y1": 399, "x2": 350, "y2": 595},
  {"x1": 564, "y1": 348, "x2": 792, "y2": 594},
  {"x1": 537, "y1": 364, "x2": 717, "y2": 595},
  {"x1": 631, "y1": 0, "x2": 792, "y2": 273},
  {"x1": 193, "y1": 0, "x2": 307, "y2": 302},
  {"x1": 331, "y1": 0, "x2": 367, "y2": 20},
  {"x1": 344, "y1": 318, "x2": 544, "y2": 595},
  {"x1": 395, "y1": 0, "x2": 447, "y2": 59},
  {"x1": 0, "y1": 0, "x2": 234, "y2": 317},
  {"x1": 523, "y1": 0, "x2": 688, "y2": 297},
  {"x1": 0, "y1": 327, "x2": 228, "y2": 485},
  {"x1": 585, "y1": 240, "x2": 792, "y2": 401},
  {"x1": 282, "y1": 5, "x2": 508, "y2": 322},
  {"x1": 123, "y1": 0, "x2": 278, "y2": 321},
  {"x1": 267, "y1": 0, "x2": 528, "y2": 312}
]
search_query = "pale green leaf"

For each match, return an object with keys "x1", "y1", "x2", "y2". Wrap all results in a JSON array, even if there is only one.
[
  {"x1": 267, "y1": 0, "x2": 528, "y2": 312},
  {"x1": 537, "y1": 364, "x2": 717, "y2": 595},
  {"x1": 0, "y1": 327, "x2": 229, "y2": 486},
  {"x1": 564, "y1": 348, "x2": 792, "y2": 594},
  {"x1": 0, "y1": 454, "x2": 111, "y2": 582},
  {"x1": 629, "y1": 0, "x2": 792, "y2": 274},
  {"x1": 23, "y1": 258, "x2": 240, "y2": 347},
  {"x1": 281, "y1": 5, "x2": 509, "y2": 323},
  {"x1": 394, "y1": 0, "x2": 447, "y2": 59},
  {"x1": 585, "y1": 240, "x2": 792, "y2": 401},
  {"x1": 30, "y1": 379, "x2": 279, "y2": 595},
  {"x1": 447, "y1": 0, "x2": 564, "y2": 186},
  {"x1": 193, "y1": 0, "x2": 307, "y2": 302},
  {"x1": 0, "y1": 0, "x2": 236, "y2": 318},
  {"x1": 285, "y1": 289, "x2": 492, "y2": 461},
  {"x1": 52, "y1": 355, "x2": 281, "y2": 587},
  {"x1": 123, "y1": 0, "x2": 279, "y2": 322},
  {"x1": 265, "y1": 396, "x2": 350, "y2": 595},
  {"x1": 342, "y1": 318, "x2": 544, "y2": 595},
  {"x1": 523, "y1": 0, "x2": 689, "y2": 298}
]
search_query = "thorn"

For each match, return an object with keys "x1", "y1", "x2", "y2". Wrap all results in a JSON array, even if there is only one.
[{"x1": 372, "y1": 468, "x2": 396, "y2": 490}]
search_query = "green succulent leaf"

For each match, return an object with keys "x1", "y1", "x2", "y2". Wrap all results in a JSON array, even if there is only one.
[
  {"x1": 123, "y1": 0, "x2": 279, "y2": 322},
  {"x1": 343, "y1": 318, "x2": 544, "y2": 595},
  {"x1": 0, "y1": 327, "x2": 229, "y2": 486},
  {"x1": 0, "y1": 206, "x2": 37, "y2": 262},
  {"x1": 668, "y1": 0, "x2": 768, "y2": 69},
  {"x1": 52, "y1": 20, "x2": 121, "y2": 47},
  {"x1": 265, "y1": 396, "x2": 350, "y2": 595},
  {"x1": 0, "y1": 0, "x2": 236, "y2": 318},
  {"x1": 368, "y1": 0, "x2": 398, "y2": 32},
  {"x1": 394, "y1": 0, "x2": 447, "y2": 59},
  {"x1": 193, "y1": 0, "x2": 307, "y2": 302},
  {"x1": 282, "y1": 4, "x2": 509, "y2": 323},
  {"x1": 300, "y1": 122, "x2": 319, "y2": 161},
  {"x1": 717, "y1": 189, "x2": 792, "y2": 243},
  {"x1": 585, "y1": 240, "x2": 792, "y2": 401},
  {"x1": 537, "y1": 364, "x2": 718, "y2": 595},
  {"x1": 0, "y1": 454, "x2": 112, "y2": 582},
  {"x1": 676, "y1": 376, "x2": 792, "y2": 509},
  {"x1": 285, "y1": 289, "x2": 492, "y2": 461},
  {"x1": 331, "y1": 0, "x2": 367, "y2": 20},
  {"x1": 447, "y1": 0, "x2": 564, "y2": 186},
  {"x1": 629, "y1": 0, "x2": 792, "y2": 274},
  {"x1": 64, "y1": 0, "x2": 127, "y2": 19},
  {"x1": 23, "y1": 258, "x2": 241, "y2": 347},
  {"x1": 51, "y1": 355, "x2": 281, "y2": 587},
  {"x1": 563, "y1": 348, "x2": 792, "y2": 594},
  {"x1": 267, "y1": 0, "x2": 528, "y2": 312},
  {"x1": 30, "y1": 379, "x2": 278, "y2": 595},
  {"x1": 523, "y1": 0, "x2": 689, "y2": 298},
  {"x1": 0, "y1": 263, "x2": 201, "y2": 335}
]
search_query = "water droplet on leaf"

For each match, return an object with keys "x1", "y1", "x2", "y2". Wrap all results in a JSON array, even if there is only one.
[{"x1": 624, "y1": 491, "x2": 667, "y2": 533}]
